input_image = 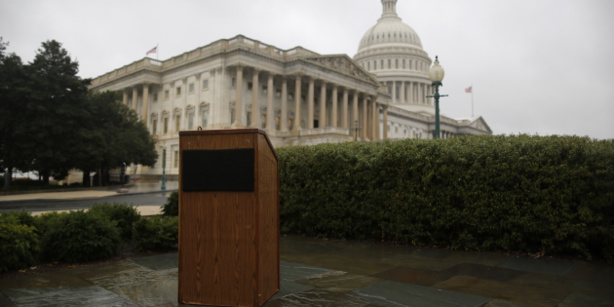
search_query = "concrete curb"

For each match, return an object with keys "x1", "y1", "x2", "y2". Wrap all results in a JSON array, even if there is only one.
[{"x1": 0, "y1": 189, "x2": 178, "y2": 204}]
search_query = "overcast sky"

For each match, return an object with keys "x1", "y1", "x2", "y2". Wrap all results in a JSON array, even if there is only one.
[{"x1": 1, "y1": 0, "x2": 613, "y2": 139}]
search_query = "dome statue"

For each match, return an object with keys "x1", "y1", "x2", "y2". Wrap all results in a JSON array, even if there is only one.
[{"x1": 354, "y1": 0, "x2": 435, "y2": 115}]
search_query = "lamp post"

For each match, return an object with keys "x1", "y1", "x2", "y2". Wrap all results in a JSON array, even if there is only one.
[
  {"x1": 161, "y1": 148, "x2": 166, "y2": 190},
  {"x1": 427, "y1": 56, "x2": 448, "y2": 139},
  {"x1": 354, "y1": 120, "x2": 361, "y2": 142}
]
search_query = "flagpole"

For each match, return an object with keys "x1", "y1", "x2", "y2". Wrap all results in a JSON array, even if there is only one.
[{"x1": 471, "y1": 85, "x2": 475, "y2": 117}]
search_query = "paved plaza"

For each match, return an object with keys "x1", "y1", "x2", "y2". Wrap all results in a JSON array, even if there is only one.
[{"x1": 1, "y1": 182, "x2": 613, "y2": 306}]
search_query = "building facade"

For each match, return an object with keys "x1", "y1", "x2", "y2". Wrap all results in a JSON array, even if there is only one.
[{"x1": 89, "y1": 0, "x2": 491, "y2": 177}]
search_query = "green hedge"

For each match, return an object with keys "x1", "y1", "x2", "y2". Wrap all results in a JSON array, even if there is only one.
[
  {"x1": 132, "y1": 216, "x2": 178, "y2": 252},
  {"x1": 39, "y1": 210, "x2": 122, "y2": 263},
  {"x1": 89, "y1": 203, "x2": 141, "y2": 240},
  {"x1": 278, "y1": 135, "x2": 614, "y2": 261},
  {"x1": 161, "y1": 191, "x2": 178, "y2": 216},
  {"x1": 0, "y1": 212, "x2": 39, "y2": 272}
]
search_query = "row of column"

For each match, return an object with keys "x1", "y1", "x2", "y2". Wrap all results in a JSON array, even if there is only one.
[
  {"x1": 232, "y1": 66, "x2": 381, "y2": 141},
  {"x1": 389, "y1": 81, "x2": 432, "y2": 105},
  {"x1": 122, "y1": 84, "x2": 150, "y2": 123}
]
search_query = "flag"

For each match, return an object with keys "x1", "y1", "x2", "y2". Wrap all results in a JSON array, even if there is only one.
[
  {"x1": 465, "y1": 86, "x2": 472, "y2": 93},
  {"x1": 146, "y1": 46, "x2": 157, "y2": 55}
]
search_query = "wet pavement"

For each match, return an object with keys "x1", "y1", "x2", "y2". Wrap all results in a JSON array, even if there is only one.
[
  {"x1": 1, "y1": 235, "x2": 613, "y2": 307},
  {"x1": 0, "y1": 180, "x2": 179, "y2": 202},
  {"x1": 0, "y1": 181, "x2": 178, "y2": 216}
]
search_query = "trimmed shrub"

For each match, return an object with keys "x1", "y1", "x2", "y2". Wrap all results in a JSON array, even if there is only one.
[
  {"x1": 89, "y1": 203, "x2": 141, "y2": 240},
  {"x1": 132, "y1": 216, "x2": 178, "y2": 251},
  {"x1": 0, "y1": 212, "x2": 39, "y2": 272},
  {"x1": 39, "y1": 210, "x2": 121, "y2": 263},
  {"x1": 161, "y1": 191, "x2": 178, "y2": 216},
  {"x1": 278, "y1": 135, "x2": 614, "y2": 261}
]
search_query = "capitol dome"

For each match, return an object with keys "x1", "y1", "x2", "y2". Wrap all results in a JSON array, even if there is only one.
[
  {"x1": 354, "y1": 0, "x2": 434, "y2": 115},
  {"x1": 357, "y1": 3, "x2": 423, "y2": 51}
]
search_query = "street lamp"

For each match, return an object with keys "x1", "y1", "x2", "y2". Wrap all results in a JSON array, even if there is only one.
[
  {"x1": 354, "y1": 120, "x2": 361, "y2": 142},
  {"x1": 427, "y1": 56, "x2": 448, "y2": 139},
  {"x1": 160, "y1": 147, "x2": 166, "y2": 190}
]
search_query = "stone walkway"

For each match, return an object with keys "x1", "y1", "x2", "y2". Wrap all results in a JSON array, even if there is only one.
[{"x1": 1, "y1": 235, "x2": 613, "y2": 306}]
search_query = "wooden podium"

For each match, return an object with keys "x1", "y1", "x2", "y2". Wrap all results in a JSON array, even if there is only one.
[{"x1": 178, "y1": 129, "x2": 279, "y2": 306}]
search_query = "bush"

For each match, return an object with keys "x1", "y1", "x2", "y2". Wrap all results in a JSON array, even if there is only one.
[
  {"x1": 132, "y1": 216, "x2": 178, "y2": 251},
  {"x1": 89, "y1": 203, "x2": 140, "y2": 240},
  {"x1": 39, "y1": 210, "x2": 121, "y2": 263},
  {"x1": 278, "y1": 135, "x2": 614, "y2": 261},
  {"x1": 0, "y1": 212, "x2": 39, "y2": 272},
  {"x1": 161, "y1": 191, "x2": 178, "y2": 216}
]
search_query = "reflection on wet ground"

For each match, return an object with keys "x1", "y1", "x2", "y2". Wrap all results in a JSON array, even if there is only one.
[{"x1": 1, "y1": 235, "x2": 613, "y2": 306}]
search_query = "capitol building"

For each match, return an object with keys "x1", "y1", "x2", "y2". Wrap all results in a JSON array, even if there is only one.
[{"x1": 89, "y1": 0, "x2": 491, "y2": 177}]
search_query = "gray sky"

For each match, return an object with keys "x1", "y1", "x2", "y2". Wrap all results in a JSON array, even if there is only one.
[{"x1": 2, "y1": 0, "x2": 613, "y2": 139}]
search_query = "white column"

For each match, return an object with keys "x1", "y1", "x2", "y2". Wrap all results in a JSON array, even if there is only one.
[
  {"x1": 132, "y1": 87, "x2": 138, "y2": 110},
  {"x1": 123, "y1": 90, "x2": 128, "y2": 105},
  {"x1": 266, "y1": 73, "x2": 274, "y2": 131},
  {"x1": 372, "y1": 100, "x2": 378, "y2": 140},
  {"x1": 362, "y1": 96, "x2": 368, "y2": 141},
  {"x1": 320, "y1": 82, "x2": 327, "y2": 128},
  {"x1": 409, "y1": 82, "x2": 414, "y2": 104},
  {"x1": 352, "y1": 91, "x2": 359, "y2": 136},
  {"x1": 232, "y1": 66, "x2": 244, "y2": 127},
  {"x1": 331, "y1": 85, "x2": 338, "y2": 128},
  {"x1": 251, "y1": 69, "x2": 259, "y2": 128},
  {"x1": 307, "y1": 77, "x2": 314, "y2": 129},
  {"x1": 400, "y1": 81, "x2": 405, "y2": 103},
  {"x1": 342, "y1": 88, "x2": 349, "y2": 129},
  {"x1": 383, "y1": 106, "x2": 388, "y2": 140},
  {"x1": 281, "y1": 78, "x2": 288, "y2": 132},
  {"x1": 142, "y1": 84, "x2": 149, "y2": 123},
  {"x1": 293, "y1": 75, "x2": 301, "y2": 132}
]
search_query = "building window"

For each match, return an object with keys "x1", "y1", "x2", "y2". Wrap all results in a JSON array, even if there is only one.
[
  {"x1": 381, "y1": 60, "x2": 384, "y2": 69},
  {"x1": 202, "y1": 109, "x2": 209, "y2": 128},
  {"x1": 176, "y1": 87, "x2": 182, "y2": 97},
  {"x1": 153, "y1": 93, "x2": 158, "y2": 102},
  {"x1": 288, "y1": 93, "x2": 294, "y2": 100},
  {"x1": 275, "y1": 116, "x2": 280, "y2": 130},
  {"x1": 368, "y1": 61, "x2": 371, "y2": 70},
  {"x1": 395, "y1": 59, "x2": 398, "y2": 69},
  {"x1": 164, "y1": 90, "x2": 169, "y2": 100},
  {"x1": 230, "y1": 108, "x2": 235, "y2": 124},
  {"x1": 246, "y1": 111, "x2": 252, "y2": 126},
  {"x1": 189, "y1": 83, "x2": 194, "y2": 94},
  {"x1": 403, "y1": 59, "x2": 406, "y2": 69},
  {"x1": 247, "y1": 82, "x2": 253, "y2": 91},
  {"x1": 374, "y1": 61, "x2": 377, "y2": 70},
  {"x1": 275, "y1": 89, "x2": 281, "y2": 98},
  {"x1": 262, "y1": 85, "x2": 268, "y2": 94},
  {"x1": 173, "y1": 150, "x2": 179, "y2": 168},
  {"x1": 202, "y1": 79, "x2": 209, "y2": 91},
  {"x1": 152, "y1": 119, "x2": 157, "y2": 135},
  {"x1": 388, "y1": 59, "x2": 391, "y2": 69},
  {"x1": 232, "y1": 78, "x2": 236, "y2": 87},
  {"x1": 187, "y1": 111, "x2": 194, "y2": 130},
  {"x1": 175, "y1": 115, "x2": 181, "y2": 132},
  {"x1": 163, "y1": 117, "x2": 168, "y2": 134}
]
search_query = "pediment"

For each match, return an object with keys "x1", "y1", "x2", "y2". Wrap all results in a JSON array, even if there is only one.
[
  {"x1": 468, "y1": 116, "x2": 492, "y2": 134},
  {"x1": 303, "y1": 55, "x2": 379, "y2": 85}
]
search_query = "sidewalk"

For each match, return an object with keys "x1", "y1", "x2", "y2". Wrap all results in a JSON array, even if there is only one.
[
  {"x1": 1, "y1": 235, "x2": 613, "y2": 306},
  {"x1": 0, "y1": 181, "x2": 178, "y2": 216},
  {"x1": 0, "y1": 181, "x2": 179, "y2": 202}
]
